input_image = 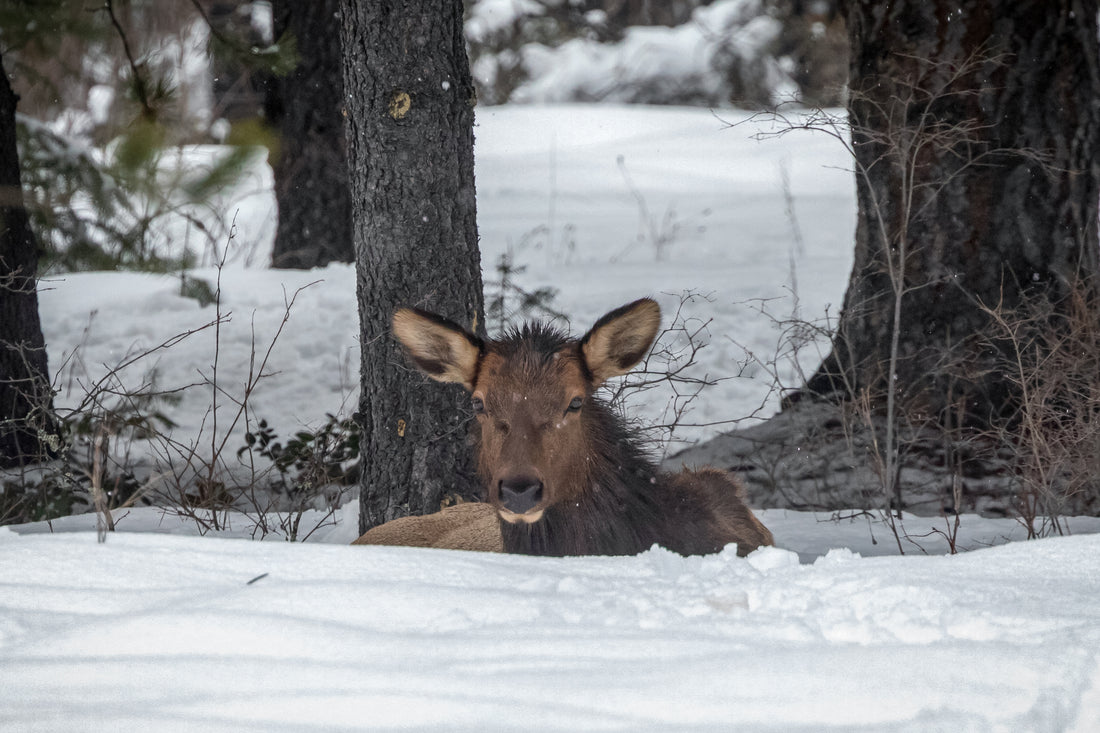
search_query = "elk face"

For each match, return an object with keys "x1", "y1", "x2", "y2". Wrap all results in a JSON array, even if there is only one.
[
  {"x1": 392, "y1": 299, "x2": 661, "y2": 525},
  {"x1": 470, "y1": 345, "x2": 591, "y2": 524}
]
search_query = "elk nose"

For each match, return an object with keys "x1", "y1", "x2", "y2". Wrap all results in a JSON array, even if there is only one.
[{"x1": 499, "y1": 477, "x2": 543, "y2": 514}]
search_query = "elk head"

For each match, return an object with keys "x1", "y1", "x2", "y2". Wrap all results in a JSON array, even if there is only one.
[{"x1": 392, "y1": 299, "x2": 661, "y2": 525}]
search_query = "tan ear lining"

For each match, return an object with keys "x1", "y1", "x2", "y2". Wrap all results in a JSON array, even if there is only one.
[
  {"x1": 392, "y1": 308, "x2": 482, "y2": 390},
  {"x1": 579, "y1": 298, "x2": 661, "y2": 385}
]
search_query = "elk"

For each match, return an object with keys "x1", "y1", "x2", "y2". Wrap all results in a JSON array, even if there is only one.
[
  {"x1": 356, "y1": 298, "x2": 772, "y2": 557},
  {"x1": 351, "y1": 501, "x2": 502, "y2": 552}
]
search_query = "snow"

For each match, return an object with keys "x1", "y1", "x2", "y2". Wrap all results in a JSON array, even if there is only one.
[
  {"x1": 7, "y1": 105, "x2": 1100, "y2": 730},
  {"x1": 4, "y1": 518, "x2": 1100, "y2": 730},
  {"x1": 466, "y1": 0, "x2": 547, "y2": 43},
  {"x1": 509, "y1": 0, "x2": 797, "y2": 106}
]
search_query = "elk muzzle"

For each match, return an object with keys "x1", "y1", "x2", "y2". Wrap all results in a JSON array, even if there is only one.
[{"x1": 496, "y1": 475, "x2": 545, "y2": 524}]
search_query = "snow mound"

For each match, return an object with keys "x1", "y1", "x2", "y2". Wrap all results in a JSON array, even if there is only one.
[{"x1": 2, "y1": 530, "x2": 1099, "y2": 730}]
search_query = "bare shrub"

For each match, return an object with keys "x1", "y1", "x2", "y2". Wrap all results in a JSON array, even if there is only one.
[
  {"x1": 704, "y1": 46, "x2": 1081, "y2": 552},
  {"x1": 977, "y1": 284, "x2": 1100, "y2": 536},
  {"x1": 3, "y1": 241, "x2": 354, "y2": 542},
  {"x1": 609, "y1": 290, "x2": 730, "y2": 458}
]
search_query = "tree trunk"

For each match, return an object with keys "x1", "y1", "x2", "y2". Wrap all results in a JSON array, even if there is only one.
[
  {"x1": 268, "y1": 0, "x2": 353, "y2": 269},
  {"x1": 807, "y1": 0, "x2": 1100, "y2": 425},
  {"x1": 0, "y1": 53, "x2": 56, "y2": 467},
  {"x1": 341, "y1": 0, "x2": 485, "y2": 533}
]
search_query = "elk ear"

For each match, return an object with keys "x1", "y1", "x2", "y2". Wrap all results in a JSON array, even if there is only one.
[
  {"x1": 580, "y1": 298, "x2": 661, "y2": 385},
  {"x1": 392, "y1": 308, "x2": 482, "y2": 390}
]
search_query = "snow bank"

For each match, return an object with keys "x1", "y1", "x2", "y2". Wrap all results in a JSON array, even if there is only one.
[{"x1": 2, "y1": 526, "x2": 1099, "y2": 731}]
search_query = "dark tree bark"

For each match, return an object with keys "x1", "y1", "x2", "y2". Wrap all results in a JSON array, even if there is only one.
[
  {"x1": 267, "y1": 0, "x2": 353, "y2": 269},
  {"x1": 0, "y1": 52, "x2": 56, "y2": 467},
  {"x1": 807, "y1": 0, "x2": 1100, "y2": 424},
  {"x1": 341, "y1": 0, "x2": 485, "y2": 533}
]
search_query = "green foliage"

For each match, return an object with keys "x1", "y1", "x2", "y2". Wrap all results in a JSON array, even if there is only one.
[
  {"x1": 207, "y1": 15, "x2": 300, "y2": 78},
  {"x1": 1, "y1": 1, "x2": 112, "y2": 122},
  {"x1": 239, "y1": 414, "x2": 361, "y2": 489},
  {"x1": 18, "y1": 115, "x2": 134, "y2": 270},
  {"x1": 113, "y1": 118, "x2": 168, "y2": 173},
  {"x1": 18, "y1": 114, "x2": 186, "y2": 271},
  {"x1": 8, "y1": 0, "x2": 281, "y2": 274},
  {"x1": 16, "y1": 114, "x2": 270, "y2": 272},
  {"x1": 186, "y1": 118, "x2": 276, "y2": 200},
  {"x1": 0, "y1": 0, "x2": 102, "y2": 53},
  {"x1": 0, "y1": 470, "x2": 86, "y2": 525}
]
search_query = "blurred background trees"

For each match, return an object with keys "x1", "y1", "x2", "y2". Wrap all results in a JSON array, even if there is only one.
[
  {"x1": 265, "y1": 0, "x2": 352, "y2": 269},
  {"x1": 4, "y1": 0, "x2": 844, "y2": 278}
]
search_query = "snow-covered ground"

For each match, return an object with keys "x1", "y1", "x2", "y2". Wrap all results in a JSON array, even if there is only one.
[
  {"x1": 7, "y1": 105, "x2": 1100, "y2": 730},
  {"x1": 5, "y1": 510, "x2": 1100, "y2": 731}
]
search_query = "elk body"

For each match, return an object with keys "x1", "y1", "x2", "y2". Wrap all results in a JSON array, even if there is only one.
[
  {"x1": 357, "y1": 298, "x2": 772, "y2": 557},
  {"x1": 351, "y1": 501, "x2": 502, "y2": 552}
]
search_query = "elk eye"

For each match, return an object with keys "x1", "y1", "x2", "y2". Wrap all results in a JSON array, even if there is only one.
[
  {"x1": 472, "y1": 397, "x2": 485, "y2": 414},
  {"x1": 567, "y1": 396, "x2": 584, "y2": 413}
]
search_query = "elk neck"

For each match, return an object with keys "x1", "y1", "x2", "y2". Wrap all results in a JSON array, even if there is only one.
[{"x1": 498, "y1": 396, "x2": 667, "y2": 556}]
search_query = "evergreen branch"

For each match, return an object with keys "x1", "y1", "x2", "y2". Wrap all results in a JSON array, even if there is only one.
[{"x1": 101, "y1": 0, "x2": 154, "y2": 120}]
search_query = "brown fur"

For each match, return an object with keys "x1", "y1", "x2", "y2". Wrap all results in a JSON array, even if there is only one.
[
  {"x1": 666, "y1": 468, "x2": 774, "y2": 556},
  {"x1": 356, "y1": 298, "x2": 773, "y2": 557},
  {"x1": 352, "y1": 502, "x2": 502, "y2": 552}
]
